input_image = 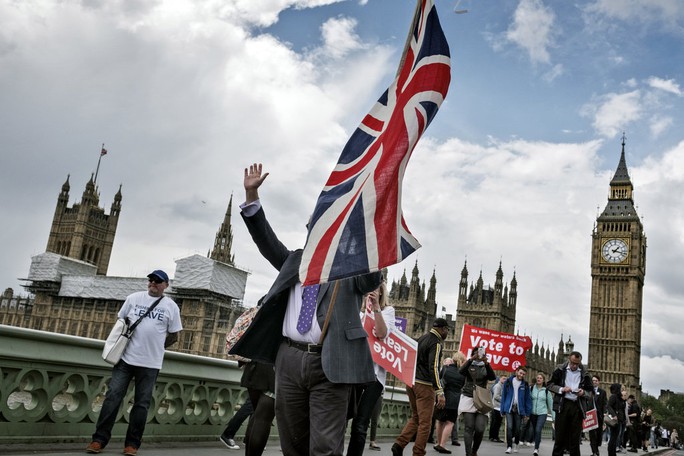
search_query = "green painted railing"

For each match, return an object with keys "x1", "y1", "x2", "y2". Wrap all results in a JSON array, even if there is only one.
[{"x1": 0, "y1": 325, "x2": 410, "y2": 444}]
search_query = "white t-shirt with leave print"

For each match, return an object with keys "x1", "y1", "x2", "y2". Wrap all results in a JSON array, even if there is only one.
[{"x1": 118, "y1": 291, "x2": 182, "y2": 370}]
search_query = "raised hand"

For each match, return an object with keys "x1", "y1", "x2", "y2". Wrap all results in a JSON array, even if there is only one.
[{"x1": 244, "y1": 163, "x2": 269, "y2": 203}]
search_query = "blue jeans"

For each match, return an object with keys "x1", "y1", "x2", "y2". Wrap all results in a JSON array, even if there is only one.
[
  {"x1": 92, "y1": 360, "x2": 159, "y2": 449},
  {"x1": 530, "y1": 414, "x2": 547, "y2": 449},
  {"x1": 505, "y1": 412, "x2": 522, "y2": 447},
  {"x1": 221, "y1": 397, "x2": 254, "y2": 439}
]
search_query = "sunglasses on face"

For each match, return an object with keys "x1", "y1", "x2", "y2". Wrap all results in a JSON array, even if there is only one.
[{"x1": 148, "y1": 278, "x2": 164, "y2": 284}]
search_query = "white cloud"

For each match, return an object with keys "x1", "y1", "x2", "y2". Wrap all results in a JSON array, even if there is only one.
[
  {"x1": 506, "y1": 0, "x2": 556, "y2": 65},
  {"x1": 588, "y1": 0, "x2": 684, "y2": 29},
  {"x1": 641, "y1": 355, "x2": 684, "y2": 395},
  {"x1": 582, "y1": 90, "x2": 642, "y2": 138},
  {"x1": 211, "y1": 0, "x2": 346, "y2": 27},
  {"x1": 582, "y1": 77, "x2": 683, "y2": 138},
  {"x1": 649, "y1": 115, "x2": 673, "y2": 137},
  {"x1": 646, "y1": 76, "x2": 683, "y2": 96},
  {"x1": 319, "y1": 16, "x2": 363, "y2": 59},
  {"x1": 542, "y1": 63, "x2": 564, "y2": 82}
]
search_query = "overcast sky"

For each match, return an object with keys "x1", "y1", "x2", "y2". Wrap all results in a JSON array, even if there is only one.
[{"x1": 1, "y1": 0, "x2": 683, "y2": 396}]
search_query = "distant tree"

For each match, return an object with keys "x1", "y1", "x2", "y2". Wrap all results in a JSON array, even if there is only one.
[{"x1": 642, "y1": 392, "x2": 684, "y2": 434}]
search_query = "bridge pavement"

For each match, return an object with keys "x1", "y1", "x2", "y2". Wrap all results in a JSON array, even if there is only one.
[{"x1": 2, "y1": 437, "x2": 673, "y2": 456}]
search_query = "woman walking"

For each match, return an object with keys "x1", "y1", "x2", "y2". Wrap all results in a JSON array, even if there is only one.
[
  {"x1": 458, "y1": 348, "x2": 496, "y2": 456},
  {"x1": 607, "y1": 383, "x2": 626, "y2": 456},
  {"x1": 528, "y1": 373, "x2": 553, "y2": 455},
  {"x1": 434, "y1": 353, "x2": 466, "y2": 453}
]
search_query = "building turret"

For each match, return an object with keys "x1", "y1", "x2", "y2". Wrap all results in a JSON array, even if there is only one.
[
  {"x1": 565, "y1": 335, "x2": 574, "y2": 354},
  {"x1": 495, "y1": 261, "x2": 504, "y2": 298},
  {"x1": 427, "y1": 269, "x2": 437, "y2": 306},
  {"x1": 111, "y1": 185, "x2": 122, "y2": 217},
  {"x1": 459, "y1": 260, "x2": 468, "y2": 298},
  {"x1": 509, "y1": 272, "x2": 518, "y2": 307},
  {"x1": 210, "y1": 194, "x2": 236, "y2": 265}
]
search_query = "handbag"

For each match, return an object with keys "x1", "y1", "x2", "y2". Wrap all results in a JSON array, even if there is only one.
[
  {"x1": 225, "y1": 306, "x2": 259, "y2": 362},
  {"x1": 102, "y1": 297, "x2": 163, "y2": 365},
  {"x1": 473, "y1": 385, "x2": 494, "y2": 414},
  {"x1": 604, "y1": 413, "x2": 618, "y2": 427}
]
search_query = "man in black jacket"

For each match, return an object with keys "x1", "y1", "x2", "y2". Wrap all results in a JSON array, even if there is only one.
[
  {"x1": 547, "y1": 351, "x2": 593, "y2": 456},
  {"x1": 590, "y1": 375, "x2": 608, "y2": 456},
  {"x1": 392, "y1": 318, "x2": 449, "y2": 456}
]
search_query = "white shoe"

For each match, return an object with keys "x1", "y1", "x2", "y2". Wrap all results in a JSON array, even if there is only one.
[
  {"x1": 506, "y1": 448, "x2": 512, "y2": 454},
  {"x1": 514, "y1": 444, "x2": 519, "y2": 453},
  {"x1": 534, "y1": 450, "x2": 539, "y2": 456}
]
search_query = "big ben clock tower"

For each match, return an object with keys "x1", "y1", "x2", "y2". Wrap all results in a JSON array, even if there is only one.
[{"x1": 588, "y1": 135, "x2": 646, "y2": 393}]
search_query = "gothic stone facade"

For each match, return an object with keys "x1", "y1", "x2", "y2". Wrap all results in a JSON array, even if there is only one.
[
  {"x1": 588, "y1": 139, "x2": 646, "y2": 394},
  {"x1": 1, "y1": 173, "x2": 247, "y2": 359}
]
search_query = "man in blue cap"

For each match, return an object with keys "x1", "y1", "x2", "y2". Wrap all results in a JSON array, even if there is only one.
[{"x1": 86, "y1": 269, "x2": 182, "y2": 456}]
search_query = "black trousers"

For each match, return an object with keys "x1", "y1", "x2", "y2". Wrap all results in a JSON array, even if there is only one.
[
  {"x1": 552, "y1": 401, "x2": 583, "y2": 456},
  {"x1": 245, "y1": 390, "x2": 275, "y2": 456},
  {"x1": 347, "y1": 379, "x2": 384, "y2": 456},
  {"x1": 590, "y1": 416, "x2": 604, "y2": 454},
  {"x1": 489, "y1": 410, "x2": 503, "y2": 440}
]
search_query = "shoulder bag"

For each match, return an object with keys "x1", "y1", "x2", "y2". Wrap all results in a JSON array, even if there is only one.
[
  {"x1": 225, "y1": 305, "x2": 259, "y2": 362},
  {"x1": 473, "y1": 384, "x2": 494, "y2": 414},
  {"x1": 102, "y1": 296, "x2": 163, "y2": 365}
]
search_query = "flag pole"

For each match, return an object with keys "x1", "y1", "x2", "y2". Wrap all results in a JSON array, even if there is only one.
[
  {"x1": 94, "y1": 143, "x2": 105, "y2": 184},
  {"x1": 396, "y1": 0, "x2": 423, "y2": 78}
]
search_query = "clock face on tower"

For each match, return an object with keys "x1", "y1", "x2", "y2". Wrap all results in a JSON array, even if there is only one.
[{"x1": 601, "y1": 239, "x2": 629, "y2": 263}]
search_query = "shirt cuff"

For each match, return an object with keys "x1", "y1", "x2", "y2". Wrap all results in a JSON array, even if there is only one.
[{"x1": 240, "y1": 199, "x2": 261, "y2": 217}]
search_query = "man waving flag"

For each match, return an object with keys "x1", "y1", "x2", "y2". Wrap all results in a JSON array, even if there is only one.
[{"x1": 300, "y1": 0, "x2": 451, "y2": 286}]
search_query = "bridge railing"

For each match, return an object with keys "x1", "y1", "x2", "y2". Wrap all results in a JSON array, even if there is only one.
[{"x1": 0, "y1": 325, "x2": 411, "y2": 444}]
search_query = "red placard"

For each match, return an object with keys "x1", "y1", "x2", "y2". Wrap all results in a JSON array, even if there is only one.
[
  {"x1": 363, "y1": 310, "x2": 418, "y2": 387},
  {"x1": 459, "y1": 324, "x2": 532, "y2": 372},
  {"x1": 583, "y1": 408, "x2": 599, "y2": 432}
]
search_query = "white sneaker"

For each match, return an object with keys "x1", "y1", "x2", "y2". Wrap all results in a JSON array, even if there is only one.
[
  {"x1": 514, "y1": 444, "x2": 519, "y2": 453},
  {"x1": 506, "y1": 448, "x2": 512, "y2": 454},
  {"x1": 534, "y1": 450, "x2": 539, "y2": 456}
]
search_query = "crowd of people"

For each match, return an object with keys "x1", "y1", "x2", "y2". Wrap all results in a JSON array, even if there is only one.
[{"x1": 84, "y1": 163, "x2": 678, "y2": 456}]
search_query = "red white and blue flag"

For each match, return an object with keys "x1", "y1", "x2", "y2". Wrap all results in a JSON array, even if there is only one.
[{"x1": 299, "y1": 0, "x2": 451, "y2": 286}]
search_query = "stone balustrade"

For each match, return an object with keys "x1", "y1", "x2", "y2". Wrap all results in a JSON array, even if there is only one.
[{"x1": 0, "y1": 325, "x2": 410, "y2": 444}]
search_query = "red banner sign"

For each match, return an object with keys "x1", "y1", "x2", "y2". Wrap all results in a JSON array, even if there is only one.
[
  {"x1": 583, "y1": 408, "x2": 599, "y2": 432},
  {"x1": 363, "y1": 310, "x2": 418, "y2": 387},
  {"x1": 459, "y1": 324, "x2": 532, "y2": 372}
]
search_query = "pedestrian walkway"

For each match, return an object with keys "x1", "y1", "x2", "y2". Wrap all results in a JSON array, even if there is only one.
[{"x1": 2, "y1": 438, "x2": 673, "y2": 456}]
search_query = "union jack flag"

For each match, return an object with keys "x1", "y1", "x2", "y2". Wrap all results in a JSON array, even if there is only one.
[{"x1": 299, "y1": 0, "x2": 451, "y2": 286}]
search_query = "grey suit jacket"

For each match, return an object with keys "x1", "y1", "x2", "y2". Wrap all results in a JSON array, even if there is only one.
[{"x1": 229, "y1": 206, "x2": 382, "y2": 384}]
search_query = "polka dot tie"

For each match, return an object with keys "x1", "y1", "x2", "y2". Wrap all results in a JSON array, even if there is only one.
[{"x1": 296, "y1": 284, "x2": 320, "y2": 334}]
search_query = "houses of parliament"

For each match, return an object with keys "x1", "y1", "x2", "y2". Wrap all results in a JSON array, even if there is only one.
[{"x1": 0, "y1": 140, "x2": 646, "y2": 391}]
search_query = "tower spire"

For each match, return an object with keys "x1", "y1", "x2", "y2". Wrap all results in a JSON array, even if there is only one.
[{"x1": 209, "y1": 193, "x2": 236, "y2": 265}]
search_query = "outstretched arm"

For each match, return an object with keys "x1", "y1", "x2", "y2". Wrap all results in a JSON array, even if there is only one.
[{"x1": 244, "y1": 163, "x2": 270, "y2": 204}]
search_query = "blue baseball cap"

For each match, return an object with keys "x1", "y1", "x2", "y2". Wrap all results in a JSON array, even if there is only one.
[{"x1": 147, "y1": 269, "x2": 169, "y2": 283}]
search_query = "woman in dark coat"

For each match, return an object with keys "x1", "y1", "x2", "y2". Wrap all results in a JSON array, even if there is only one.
[
  {"x1": 434, "y1": 352, "x2": 466, "y2": 453},
  {"x1": 458, "y1": 349, "x2": 496, "y2": 456},
  {"x1": 240, "y1": 360, "x2": 276, "y2": 456},
  {"x1": 607, "y1": 383, "x2": 626, "y2": 456}
]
